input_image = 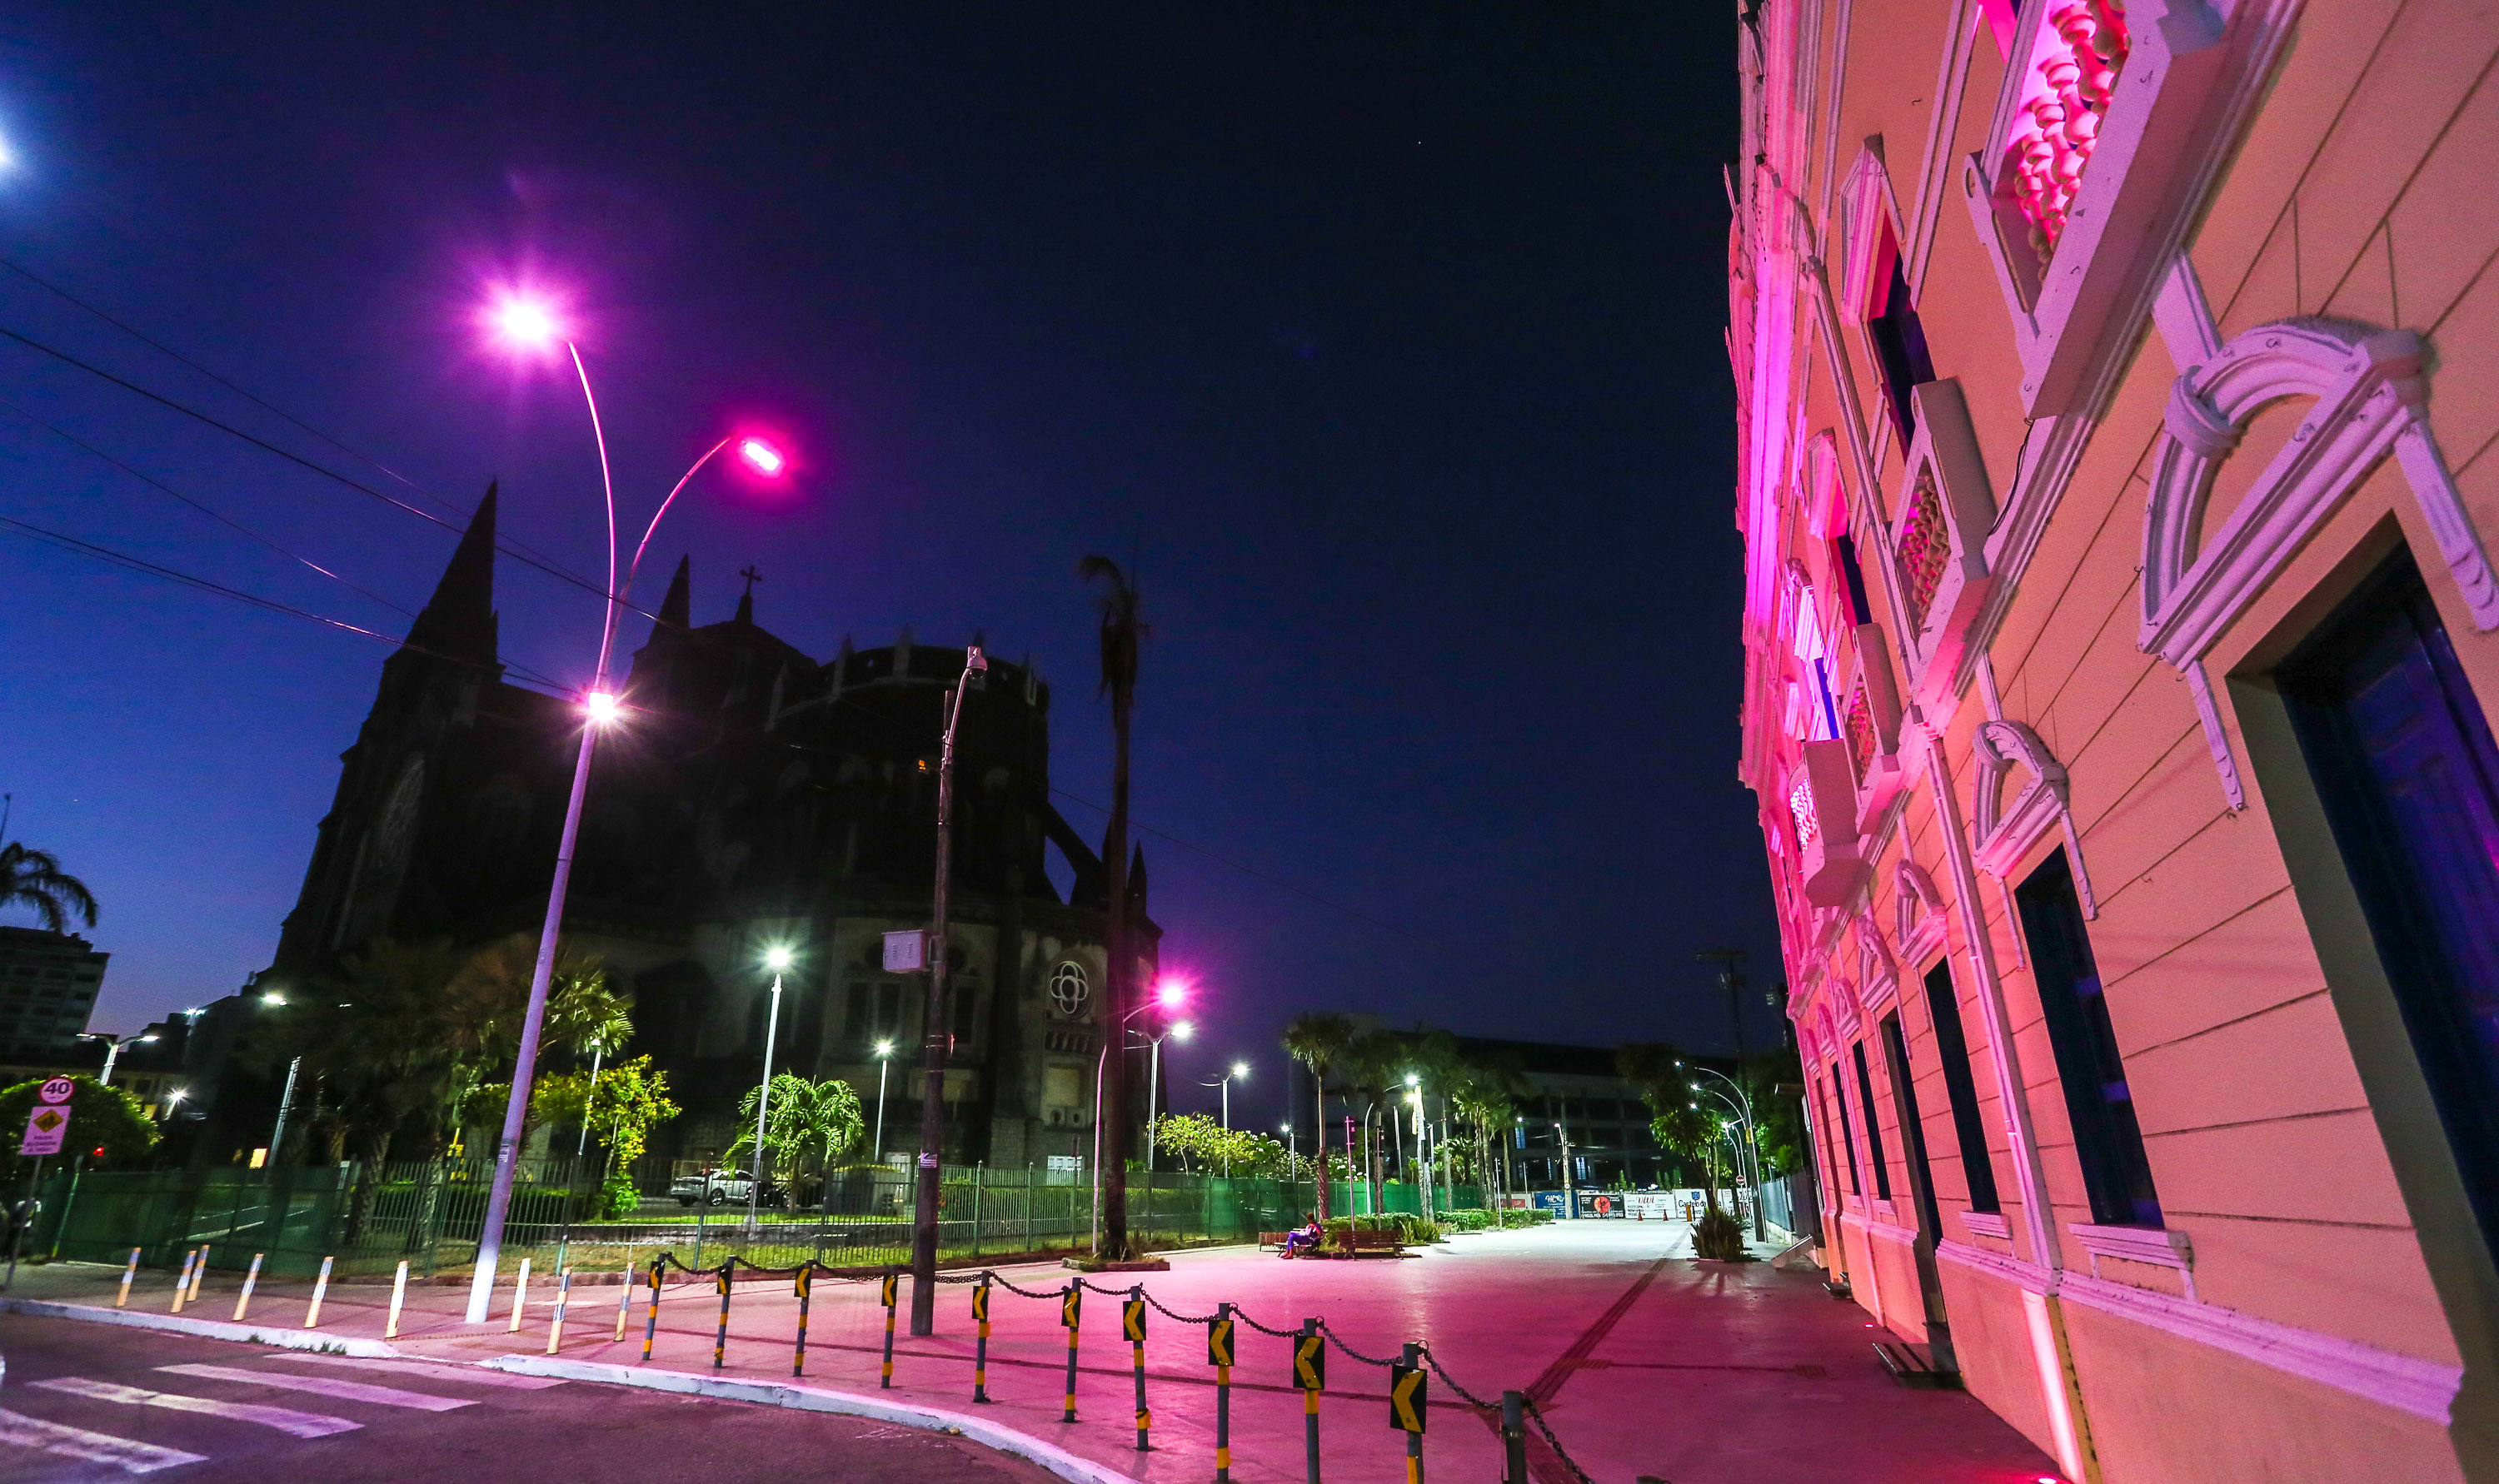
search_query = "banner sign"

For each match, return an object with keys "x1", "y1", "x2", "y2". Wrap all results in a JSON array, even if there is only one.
[{"x1": 20, "y1": 1102, "x2": 68, "y2": 1157}]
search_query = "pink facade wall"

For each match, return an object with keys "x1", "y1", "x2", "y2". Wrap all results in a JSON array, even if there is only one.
[{"x1": 1728, "y1": 0, "x2": 2499, "y2": 1478}]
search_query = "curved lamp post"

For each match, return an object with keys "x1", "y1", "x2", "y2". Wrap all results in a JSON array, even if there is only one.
[
  {"x1": 465, "y1": 292, "x2": 788, "y2": 1322},
  {"x1": 746, "y1": 944, "x2": 796, "y2": 1233}
]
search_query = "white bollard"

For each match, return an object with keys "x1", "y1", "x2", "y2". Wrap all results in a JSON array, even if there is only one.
[
  {"x1": 170, "y1": 1249, "x2": 196, "y2": 1313},
  {"x1": 546, "y1": 1268, "x2": 571, "y2": 1355},
  {"x1": 386, "y1": 1260, "x2": 409, "y2": 1339},
  {"x1": 187, "y1": 1246, "x2": 209, "y2": 1302},
  {"x1": 304, "y1": 1256, "x2": 334, "y2": 1329},
  {"x1": 115, "y1": 1248, "x2": 140, "y2": 1309},
  {"x1": 613, "y1": 1261, "x2": 635, "y2": 1342},
  {"x1": 232, "y1": 1253, "x2": 265, "y2": 1322},
  {"x1": 507, "y1": 1257, "x2": 532, "y2": 1333}
]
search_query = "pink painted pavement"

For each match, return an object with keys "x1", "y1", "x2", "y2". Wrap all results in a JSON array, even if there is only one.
[{"x1": 5, "y1": 1223, "x2": 2065, "y2": 1484}]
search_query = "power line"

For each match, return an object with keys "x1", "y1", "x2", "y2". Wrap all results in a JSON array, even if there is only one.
[
  {"x1": 0, "y1": 321, "x2": 662, "y2": 628},
  {"x1": 0, "y1": 511, "x2": 566, "y2": 690},
  {"x1": 0, "y1": 255, "x2": 584, "y2": 577}
]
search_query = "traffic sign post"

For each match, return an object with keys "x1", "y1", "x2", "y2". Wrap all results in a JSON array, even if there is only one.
[
  {"x1": 6, "y1": 1093, "x2": 69, "y2": 1292},
  {"x1": 1124, "y1": 1287, "x2": 1150, "y2": 1452},
  {"x1": 1391, "y1": 1343, "x2": 1429, "y2": 1484},
  {"x1": 1295, "y1": 1318, "x2": 1326, "y2": 1484},
  {"x1": 1208, "y1": 1302, "x2": 1236, "y2": 1482}
]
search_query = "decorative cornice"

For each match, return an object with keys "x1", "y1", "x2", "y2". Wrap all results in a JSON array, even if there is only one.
[{"x1": 1937, "y1": 1236, "x2": 2054, "y2": 1294}]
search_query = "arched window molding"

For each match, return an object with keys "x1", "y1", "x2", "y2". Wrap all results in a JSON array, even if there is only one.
[
  {"x1": 1854, "y1": 913, "x2": 1901, "y2": 1012},
  {"x1": 1838, "y1": 144, "x2": 1908, "y2": 327},
  {"x1": 1970, "y1": 719, "x2": 2098, "y2": 917},
  {"x1": 2139, "y1": 317, "x2": 2499, "y2": 810},
  {"x1": 1894, "y1": 855, "x2": 1948, "y2": 964}
]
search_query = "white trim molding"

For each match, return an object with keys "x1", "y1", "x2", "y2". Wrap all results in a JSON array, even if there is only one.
[
  {"x1": 1855, "y1": 913, "x2": 1903, "y2": 1013},
  {"x1": 2070, "y1": 1221, "x2": 2195, "y2": 1299},
  {"x1": 2138, "y1": 316, "x2": 2499, "y2": 810},
  {"x1": 1937, "y1": 1235, "x2": 2055, "y2": 1294},
  {"x1": 2059, "y1": 1272, "x2": 2467, "y2": 1425},
  {"x1": 1895, "y1": 855, "x2": 1950, "y2": 966},
  {"x1": 1892, "y1": 380, "x2": 2001, "y2": 709},
  {"x1": 1970, "y1": 719, "x2": 2098, "y2": 914},
  {"x1": 1959, "y1": 1209, "x2": 2013, "y2": 1242},
  {"x1": 2142, "y1": 318, "x2": 2499, "y2": 660}
]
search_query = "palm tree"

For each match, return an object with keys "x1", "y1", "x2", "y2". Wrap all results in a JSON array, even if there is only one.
[
  {"x1": 726, "y1": 1073, "x2": 864, "y2": 1210},
  {"x1": 0, "y1": 844, "x2": 98, "y2": 933},
  {"x1": 1080, "y1": 554, "x2": 1148, "y2": 1258},
  {"x1": 1338, "y1": 1028, "x2": 1407, "y2": 1214},
  {"x1": 262, "y1": 939, "x2": 468, "y2": 1171},
  {"x1": 1282, "y1": 1012, "x2": 1357, "y2": 1220}
]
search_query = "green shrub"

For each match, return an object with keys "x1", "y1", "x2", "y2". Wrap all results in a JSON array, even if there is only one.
[
  {"x1": 600, "y1": 1171, "x2": 641, "y2": 1218},
  {"x1": 1693, "y1": 1204, "x2": 1746, "y2": 1260}
]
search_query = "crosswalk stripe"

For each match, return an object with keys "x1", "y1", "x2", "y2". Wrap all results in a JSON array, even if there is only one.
[
  {"x1": 271, "y1": 1354, "x2": 565, "y2": 1390},
  {"x1": 32, "y1": 1377, "x2": 362, "y2": 1438},
  {"x1": 155, "y1": 1363, "x2": 473, "y2": 1412},
  {"x1": 0, "y1": 1407, "x2": 208, "y2": 1474}
]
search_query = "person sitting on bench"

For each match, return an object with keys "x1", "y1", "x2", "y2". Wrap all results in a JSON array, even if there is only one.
[{"x1": 1280, "y1": 1214, "x2": 1324, "y2": 1258}]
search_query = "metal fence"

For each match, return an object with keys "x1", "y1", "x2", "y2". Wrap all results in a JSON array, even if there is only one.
[{"x1": 17, "y1": 1162, "x2": 1489, "y2": 1278}]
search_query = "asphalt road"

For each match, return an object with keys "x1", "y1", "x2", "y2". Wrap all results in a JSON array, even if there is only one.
[{"x1": 0, "y1": 1314, "x2": 1063, "y2": 1484}]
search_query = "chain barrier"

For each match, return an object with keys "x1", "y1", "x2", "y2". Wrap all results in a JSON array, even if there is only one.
[
  {"x1": 1318, "y1": 1321, "x2": 1400, "y2": 1367},
  {"x1": 621, "y1": 1248, "x2": 1607, "y2": 1482}
]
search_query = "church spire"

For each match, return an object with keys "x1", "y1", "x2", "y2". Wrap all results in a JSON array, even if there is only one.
[
  {"x1": 656, "y1": 555, "x2": 691, "y2": 630},
  {"x1": 402, "y1": 482, "x2": 499, "y2": 666}
]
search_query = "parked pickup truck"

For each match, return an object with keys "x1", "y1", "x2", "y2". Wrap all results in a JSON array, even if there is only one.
[{"x1": 668, "y1": 1168, "x2": 776, "y2": 1207}]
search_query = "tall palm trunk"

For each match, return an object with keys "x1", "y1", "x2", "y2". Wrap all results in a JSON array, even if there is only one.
[{"x1": 1312, "y1": 1077, "x2": 1329, "y2": 1221}]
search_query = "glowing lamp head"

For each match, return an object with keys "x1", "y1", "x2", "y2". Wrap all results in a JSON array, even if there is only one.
[
  {"x1": 1155, "y1": 979, "x2": 1188, "y2": 1009},
  {"x1": 261, "y1": 993, "x2": 287, "y2": 1008},
  {"x1": 486, "y1": 291, "x2": 563, "y2": 353},
  {"x1": 1231, "y1": 1062, "x2": 1250, "y2": 1080},
  {"x1": 875, "y1": 1039, "x2": 894, "y2": 1058},
  {"x1": 737, "y1": 437, "x2": 786, "y2": 476},
  {"x1": 138, "y1": 1034, "x2": 159, "y2": 1043},
  {"x1": 1171, "y1": 1022, "x2": 1194, "y2": 1043},
  {"x1": 762, "y1": 945, "x2": 795, "y2": 972},
  {"x1": 167, "y1": 1089, "x2": 186, "y2": 1104},
  {"x1": 1404, "y1": 1073, "x2": 1419, "y2": 1087},
  {"x1": 584, "y1": 690, "x2": 621, "y2": 725}
]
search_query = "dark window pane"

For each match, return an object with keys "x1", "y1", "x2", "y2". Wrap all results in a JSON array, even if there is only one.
[
  {"x1": 2018, "y1": 851, "x2": 2162, "y2": 1227},
  {"x1": 1827, "y1": 1064, "x2": 1861, "y2": 1194},
  {"x1": 2282, "y1": 547, "x2": 2499, "y2": 1263},
  {"x1": 1868, "y1": 247, "x2": 1936, "y2": 446},
  {"x1": 1853, "y1": 1042, "x2": 1892, "y2": 1199},
  {"x1": 1922, "y1": 960, "x2": 2002, "y2": 1213}
]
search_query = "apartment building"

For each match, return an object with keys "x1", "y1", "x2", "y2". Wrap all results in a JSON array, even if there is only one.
[{"x1": 1728, "y1": 1, "x2": 2499, "y2": 1479}]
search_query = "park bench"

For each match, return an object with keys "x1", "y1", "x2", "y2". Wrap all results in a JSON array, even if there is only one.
[
  {"x1": 1326, "y1": 1228, "x2": 1404, "y2": 1258},
  {"x1": 1258, "y1": 1231, "x2": 1290, "y2": 1252}
]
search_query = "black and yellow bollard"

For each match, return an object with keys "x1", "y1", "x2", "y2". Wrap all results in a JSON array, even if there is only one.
[
  {"x1": 971, "y1": 1276, "x2": 993, "y2": 1403},
  {"x1": 1123, "y1": 1286, "x2": 1150, "y2": 1452},
  {"x1": 1499, "y1": 1391, "x2": 1528, "y2": 1484},
  {"x1": 793, "y1": 1265, "x2": 814, "y2": 1377},
  {"x1": 1294, "y1": 1317, "x2": 1326, "y2": 1484},
  {"x1": 1206, "y1": 1302, "x2": 1236, "y2": 1482},
  {"x1": 1059, "y1": 1283, "x2": 1083, "y2": 1422},
  {"x1": 641, "y1": 1258, "x2": 664, "y2": 1363},
  {"x1": 880, "y1": 1269, "x2": 900, "y2": 1388},
  {"x1": 1389, "y1": 1343, "x2": 1429, "y2": 1484},
  {"x1": 713, "y1": 1264, "x2": 732, "y2": 1371}
]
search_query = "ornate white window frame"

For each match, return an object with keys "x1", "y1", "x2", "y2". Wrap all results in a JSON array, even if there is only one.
[
  {"x1": 1958, "y1": 0, "x2": 2294, "y2": 417},
  {"x1": 1854, "y1": 914, "x2": 1902, "y2": 1013},
  {"x1": 2139, "y1": 317, "x2": 2499, "y2": 808},
  {"x1": 1970, "y1": 719, "x2": 2098, "y2": 916},
  {"x1": 1793, "y1": 739, "x2": 1873, "y2": 907},
  {"x1": 1889, "y1": 380, "x2": 2000, "y2": 709},
  {"x1": 1894, "y1": 856, "x2": 1948, "y2": 965}
]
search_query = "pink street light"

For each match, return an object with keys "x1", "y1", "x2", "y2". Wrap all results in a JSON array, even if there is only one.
[{"x1": 462, "y1": 285, "x2": 789, "y2": 1323}]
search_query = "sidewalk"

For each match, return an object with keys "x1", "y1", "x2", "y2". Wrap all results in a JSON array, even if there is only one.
[{"x1": 0, "y1": 1222, "x2": 2064, "y2": 1484}]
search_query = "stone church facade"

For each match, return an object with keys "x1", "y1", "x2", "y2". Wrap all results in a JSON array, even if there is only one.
[{"x1": 268, "y1": 487, "x2": 1157, "y2": 1181}]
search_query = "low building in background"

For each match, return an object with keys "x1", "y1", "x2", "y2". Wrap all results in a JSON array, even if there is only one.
[{"x1": 1729, "y1": 0, "x2": 2499, "y2": 1478}]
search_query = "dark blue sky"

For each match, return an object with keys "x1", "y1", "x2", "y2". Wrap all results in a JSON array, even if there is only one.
[{"x1": 0, "y1": 6, "x2": 1764, "y2": 1129}]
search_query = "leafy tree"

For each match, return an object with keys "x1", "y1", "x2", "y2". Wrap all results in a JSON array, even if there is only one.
[
  {"x1": 0, "y1": 844, "x2": 98, "y2": 934},
  {"x1": 0, "y1": 1076, "x2": 155, "y2": 1166},
  {"x1": 1080, "y1": 553, "x2": 1149, "y2": 1258},
  {"x1": 261, "y1": 937, "x2": 469, "y2": 1163},
  {"x1": 1280, "y1": 1012, "x2": 1357, "y2": 1218},
  {"x1": 726, "y1": 1073, "x2": 863, "y2": 1208},
  {"x1": 1150, "y1": 1113, "x2": 1291, "y2": 1178},
  {"x1": 527, "y1": 1055, "x2": 679, "y2": 1217}
]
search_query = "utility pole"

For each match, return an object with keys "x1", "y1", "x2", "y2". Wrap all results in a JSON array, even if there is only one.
[
  {"x1": 909, "y1": 646, "x2": 985, "y2": 1337},
  {"x1": 1697, "y1": 950, "x2": 1764, "y2": 1240}
]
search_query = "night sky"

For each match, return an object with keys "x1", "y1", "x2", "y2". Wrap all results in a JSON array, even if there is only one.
[{"x1": 0, "y1": 7, "x2": 1762, "y2": 1131}]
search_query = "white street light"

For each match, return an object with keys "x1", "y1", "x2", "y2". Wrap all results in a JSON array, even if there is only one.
[
  {"x1": 873, "y1": 1039, "x2": 895, "y2": 1163},
  {"x1": 465, "y1": 290, "x2": 791, "y2": 1323},
  {"x1": 1203, "y1": 1062, "x2": 1250, "y2": 1178},
  {"x1": 746, "y1": 944, "x2": 796, "y2": 1233}
]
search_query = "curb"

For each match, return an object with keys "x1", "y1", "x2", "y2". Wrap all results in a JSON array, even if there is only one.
[
  {"x1": 0, "y1": 1297, "x2": 404, "y2": 1357},
  {"x1": 481, "y1": 1355, "x2": 1125, "y2": 1484}
]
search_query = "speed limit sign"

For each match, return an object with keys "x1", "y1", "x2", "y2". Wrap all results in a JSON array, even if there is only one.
[{"x1": 37, "y1": 1078, "x2": 73, "y2": 1105}]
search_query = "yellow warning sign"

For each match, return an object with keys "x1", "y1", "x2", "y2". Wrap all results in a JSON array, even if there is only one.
[{"x1": 1389, "y1": 1365, "x2": 1429, "y2": 1433}]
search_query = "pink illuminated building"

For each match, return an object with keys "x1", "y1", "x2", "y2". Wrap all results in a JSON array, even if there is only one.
[{"x1": 1728, "y1": 0, "x2": 2499, "y2": 1478}]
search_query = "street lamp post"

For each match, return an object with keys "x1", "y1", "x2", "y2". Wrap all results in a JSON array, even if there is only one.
[
  {"x1": 464, "y1": 296, "x2": 789, "y2": 1323},
  {"x1": 872, "y1": 1040, "x2": 895, "y2": 1163},
  {"x1": 1555, "y1": 1122, "x2": 1575, "y2": 1218},
  {"x1": 1680, "y1": 1060, "x2": 1764, "y2": 1239},
  {"x1": 909, "y1": 647, "x2": 985, "y2": 1337},
  {"x1": 1405, "y1": 1081, "x2": 1434, "y2": 1223},
  {"x1": 1202, "y1": 1063, "x2": 1249, "y2": 1177},
  {"x1": 746, "y1": 946, "x2": 794, "y2": 1234},
  {"x1": 1144, "y1": 1018, "x2": 1193, "y2": 1170},
  {"x1": 82, "y1": 1032, "x2": 157, "y2": 1088}
]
